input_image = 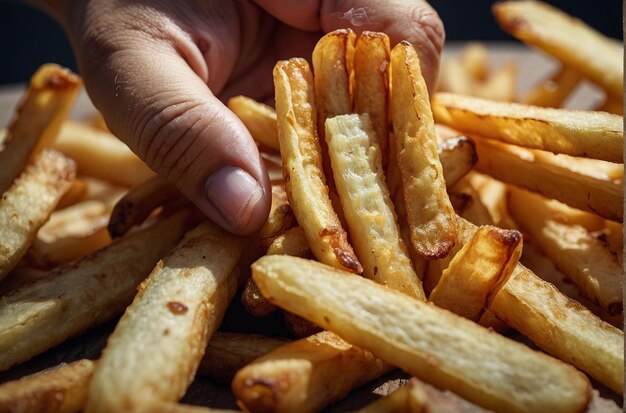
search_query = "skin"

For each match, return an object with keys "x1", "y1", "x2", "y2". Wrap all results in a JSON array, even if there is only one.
[{"x1": 31, "y1": 0, "x2": 445, "y2": 235}]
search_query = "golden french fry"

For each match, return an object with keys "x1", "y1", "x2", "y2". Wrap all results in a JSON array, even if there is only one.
[
  {"x1": 86, "y1": 221, "x2": 251, "y2": 413},
  {"x1": 252, "y1": 255, "x2": 591, "y2": 413},
  {"x1": 462, "y1": 42, "x2": 489, "y2": 82},
  {"x1": 474, "y1": 62, "x2": 517, "y2": 102},
  {"x1": 273, "y1": 58, "x2": 361, "y2": 273},
  {"x1": 598, "y1": 95, "x2": 624, "y2": 115},
  {"x1": 0, "y1": 209, "x2": 192, "y2": 372},
  {"x1": 0, "y1": 149, "x2": 76, "y2": 280},
  {"x1": 508, "y1": 187, "x2": 623, "y2": 315},
  {"x1": 522, "y1": 66, "x2": 582, "y2": 107},
  {"x1": 80, "y1": 176, "x2": 127, "y2": 210},
  {"x1": 461, "y1": 172, "x2": 519, "y2": 230},
  {"x1": 390, "y1": 42, "x2": 457, "y2": 260},
  {"x1": 0, "y1": 64, "x2": 80, "y2": 195},
  {"x1": 241, "y1": 276, "x2": 278, "y2": 317},
  {"x1": 449, "y1": 187, "x2": 494, "y2": 227},
  {"x1": 493, "y1": 0, "x2": 623, "y2": 99},
  {"x1": 429, "y1": 226, "x2": 522, "y2": 321},
  {"x1": 472, "y1": 136, "x2": 623, "y2": 222},
  {"x1": 0, "y1": 359, "x2": 95, "y2": 413},
  {"x1": 228, "y1": 96, "x2": 280, "y2": 151},
  {"x1": 56, "y1": 178, "x2": 88, "y2": 210},
  {"x1": 437, "y1": 58, "x2": 474, "y2": 96},
  {"x1": 90, "y1": 111, "x2": 109, "y2": 132},
  {"x1": 326, "y1": 114, "x2": 425, "y2": 299},
  {"x1": 432, "y1": 92, "x2": 623, "y2": 163},
  {"x1": 439, "y1": 136, "x2": 477, "y2": 190},
  {"x1": 52, "y1": 121, "x2": 156, "y2": 187},
  {"x1": 258, "y1": 188, "x2": 296, "y2": 249},
  {"x1": 232, "y1": 331, "x2": 392, "y2": 413},
  {"x1": 353, "y1": 31, "x2": 391, "y2": 165}
]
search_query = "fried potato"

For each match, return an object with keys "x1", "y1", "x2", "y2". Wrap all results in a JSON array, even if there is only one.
[
  {"x1": 86, "y1": 221, "x2": 251, "y2": 413},
  {"x1": 522, "y1": 66, "x2": 582, "y2": 107},
  {"x1": 473, "y1": 62, "x2": 517, "y2": 102},
  {"x1": 353, "y1": 31, "x2": 390, "y2": 165},
  {"x1": 258, "y1": 188, "x2": 296, "y2": 249},
  {"x1": 493, "y1": 0, "x2": 623, "y2": 99},
  {"x1": 232, "y1": 331, "x2": 392, "y2": 413},
  {"x1": 508, "y1": 187, "x2": 623, "y2": 315},
  {"x1": 0, "y1": 64, "x2": 80, "y2": 195},
  {"x1": 52, "y1": 121, "x2": 155, "y2": 187},
  {"x1": 273, "y1": 58, "x2": 361, "y2": 273},
  {"x1": 0, "y1": 209, "x2": 192, "y2": 372},
  {"x1": 227, "y1": 96, "x2": 280, "y2": 151},
  {"x1": 390, "y1": 42, "x2": 456, "y2": 260},
  {"x1": 438, "y1": 58, "x2": 474, "y2": 96},
  {"x1": 449, "y1": 188, "x2": 493, "y2": 227},
  {"x1": 283, "y1": 311, "x2": 322, "y2": 338},
  {"x1": 439, "y1": 136, "x2": 478, "y2": 189},
  {"x1": 432, "y1": 92, "x2": 623, "y2": 163},
  {"x1": 472, "y1": 136, "x2": 623, "y2": 222},
  {"x1": 326, "y1": 114, "x2": 425, "y2": 299},
  {"x1": 252, "y1": 255, "x2": 591, "y2": 413},
  {"x1": 0, "y1": 359, "x2": 95, "y2": 413},
  {"x1": 598, "y1": 95, "x2": 624, "y2": 115},
  {"x1": 56, "y1": 178, "x2": 88, "y2": 210},
  {"x1": 429, "y1": 226, "x2": 522, "y2": 321},
  {"x1": 0, "y1": 149, "x2": 75, "y2": 280},
  {"x1": 462, "y1": 42, "x2": 489, "y2": 82},
  {"x1": 461, "y1": 172, "x2": 519, "y2": 230},
  {"x1": 131, "y1": 403, "x2": 239, "y2": 413}
]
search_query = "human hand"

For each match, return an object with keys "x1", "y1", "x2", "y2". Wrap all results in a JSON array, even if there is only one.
[{"x1": 45, "y1": 0, "x2": 444, "y2": 234}]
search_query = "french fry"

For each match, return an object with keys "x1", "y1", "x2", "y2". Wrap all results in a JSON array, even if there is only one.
[
  {"x1": 56, "y1": 178, "x2": 88, "y2": 210},
  {"x1": 353, "y1": 31, "x2": 391, "y2": 165},
  {"x1": 86, "y1": 220, "x2": 251, "y2": 413},
  {"x1": 508, "y1": 187, "x2": 623, "y2": 315},
  {"x1": 390, "y1": 42, "x2": 457, "y2": 260},
  {"x1": 273, "y1": 58, "x2": 361, "y2": 273},
  {"x1": 326, "y1": 114, "x2": 425, "y2": 299},
  {"x1": 472, "y1": 136, "x2": 623, "y2": 222},
  {"x1": 0, "y1": 359, "x2": 95, "y2": 413},
  {"x1": 258, "y1": 188, "x2": 296, "y2": 249},
  {"x1": 462, "y1": 42, "x2": 489, "y2": 82},
  {"x1": 0, "y1": 209, "x2": 192, "y2": 372},
  {"x1": 449, "y1": 188, "x2": 493, "y2": 227},
  {"x1": 461, "y1": 172, "x2": 519, "y2": 230},
  {"x1": 51, "y1": 121, "x2": 155, "y2": 187},
  {"x1": 432, "y1": 92, "x2": 623, "y2": 163},
  {"x1": 80, "y1": 176, "x2": 127, "y2": 210},
  {"x1": 0, "y1": 149, "x2": 76, "y2": 280},
  {"x1": 493, "y1": 0, "x2": 623, "y2": 99},
  {"x1": 0, "y1": 64, "x2": 80, "y2": 195},
  {"x1": 439, "y1": 136, "x2": 477, "y2": 189},
  {"x1": 522, "y1": 66, "x2": 582, "y2": 107},
  {"x1": 0, "y1": 264, "x2": 49, "y2": 296},
  {"x1": 429, "y1": 226, "x2": 522, "y2": 321},
  {"x1": 283, "y1": 311, "x2": 322, "y2": 338},
  {"x1": 131, "y1": 403, "x2": 239, "y2": 413},
  {"x1": 228, "y1": 96, "x2": 280, "y2": 151},
  {"x1": 437, "y1": 58, "x2": 474, "y2": 96},
  {"x1": 252, "y1": 255, "x2": 591, "y2": 413},
  {"x1": 598, "y1": 95, "x2": 624, "y2": 115},
  {"x1": 232, "y1": 331, "x2": 392, "y2": 413},
  {"x1": 473, "y1": 62, "x2": 517, "y2": 102}
]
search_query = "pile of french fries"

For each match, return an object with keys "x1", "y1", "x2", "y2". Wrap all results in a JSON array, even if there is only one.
[{"x1": 0, "y1": 1, "x2": 623, "y2": 412}]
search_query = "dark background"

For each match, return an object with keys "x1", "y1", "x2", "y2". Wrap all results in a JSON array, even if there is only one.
[{"x1": 0, "y1": 0, "x2": 622, "y2": 85}]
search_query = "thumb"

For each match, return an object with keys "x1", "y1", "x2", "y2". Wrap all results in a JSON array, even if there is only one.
[{"x1": 78, "y1": 47, "x2": 271, "y2": 235}]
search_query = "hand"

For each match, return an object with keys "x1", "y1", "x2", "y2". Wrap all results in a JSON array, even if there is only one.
[{"x1": 49, "y1": 0, "x2": 444, "y2": 234}]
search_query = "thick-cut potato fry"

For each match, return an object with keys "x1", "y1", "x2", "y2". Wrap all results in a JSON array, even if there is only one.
[
  {"x1": 0, "y1": 65, "x2": 80, "y2": 195},
  {"x1": 258, "y1": 189, "x2": 296, "y2": 249},
  {"x1": 437, "y1": 58, "x2": 474, "y2": 96},
  {"x1": 493, "y1": 0, "x2": 623, "y2": 99},
  {"x1": 0, "y1": 209, "x2": 192, "y2": 372},
  {"x1": 108, "y1": 176, "x2": 185, "y2": 238},
  {"x1": 449, "y1": 188, "x2": 493, "y2": 227},
  {"x1": 228, "y1": 95, "x2": 280, "y2": 151},
  {"x1": 439, "y1": 136, "x2": 477, "y2": 190},
  {"x1": 461, "y1": 172, "x2": 518, "y2": 230},
  {"x1": 252, "y1": 255, "x2": 591, "y2": 413},
  {"x1": 80, "y1": 176, "x2": 127, "y2": 209},
  {"x1": 86, "y1": 221, "x2": 251, "y2": 413},
  {"x1": 0, "y1": 149, "x2": 76, "y2": 280},
  {"x1": 432, "y1": 92, "x2": 623, "y2": 163},
  {"x1": 0, "y1": 359, "x2": 95, "y2": 413},
  {"x1": 473, "y1": 136, "x2": 623, "y2": 222},
  {"x1": 390, "y1": 42, "x2": 456, "y2": 260},
  {"x1": 522, "y1": 66, "x2": 582, "y2": 107},
  {"x1": 56, "y1": 178, "x2": 88, "y2": 210},
  {"x1": 462, "y1": 42, "x2": 489, "y2": 82},
  {"x1": 326, "y1": 114, "x2": 425, "y2": 299},
  {"x1": 353, "y1": 31, "x2": 390, "y2": 165},
  {"x1": 232, "y1": 331, "x2": 392, "y2": 413},
  {"x1": 429, "y1": 226, "x2": 522, "y2": 321},
  {"x1": 474, "y1": 62, "x2": 517, "y2": 102},
  {"x1": 52, "y1": 121, "x2": 155, "y2": 187},
  {"x1": 508, "y1": 187, "x2": 623, "y2": 315},
  {"x1": 0, "y1": 265, "x2": 49, "y2": 296},
  {"x1": 598, "y1": 95, "x2": 624, "y2": 115},
  {"x1": 273, "y1": 58, "x2": 361, "y2": 273}
]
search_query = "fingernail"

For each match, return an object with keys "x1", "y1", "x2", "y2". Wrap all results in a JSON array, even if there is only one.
[{"x1": 204, "y1": 166, "x2": 264, "y2": 232}]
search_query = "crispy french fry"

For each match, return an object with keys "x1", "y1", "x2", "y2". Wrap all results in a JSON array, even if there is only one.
[
  {"x1": 86, "y1": 221, "x2": 251, "y2": 413},
  {"x1": 598, "y1": 95, "x2": 624, "y2": 115},
  {"x1": 472, "y1": 136, "x2": 623, "y2": 222},
  {"x1": 462, "y1": 172, "x2": 519, "y2": 230},
  {"x1": 232, "y1": 331, "x2": 392, "y2": 413},
  {"x1": 252, "y1": 255, "x2": 591, "y2": 413},
  {"x1": 0, "y1": 209, "x2": 192, "y2": 372},
  {"x1": 80, "y1": 176, "x2": 127, "y2": 210},
  {"x1": 0, "y1": 359, "x2": 95, "y2": 413},
  {"x1": 439, "y1": 136, "x2": 477, "y2": 189},
  {"x1": 437, "y1": 58, "x2": 474, "y2": 96},
  {"x1": 508, "y1": 187, "x2": 623, "y2": 315},
  {"x1": 0, "y1": 149, "x2": 76, "y2": 280},
  {"x1": 462, "y1": 42, "x2": 489, "y2": 82},
  {"x1": 493, "y1": 0, "x2": 623, "y2": 99},
  {"x1": 0, "y1": 264, "x2": 49, "y2": 296},
  {"x1": 273, "y1": 58, "x2": 361, "y2": 273},
  {"x1": 390, "y1": 42, "x2": 457, "y2": 260},
  {"x1": 474, "y1": 62, "x2": 517, "y2": 102},
  {"x1": 326, "y1": 114, "x2": 424, "y2": 299},
  {"x1": 353, "y1": 31, "x2": 391, "y2": 165},
  {"x1": 258, "y1": 189, "x2": 296, "y2": 249},
  {"x1": 56, "y1": 178, "x2": 88, "y2": 210},
  {"x1": 0, "y1": 64, "x2": 80, "y2": 195},
  {"x1": 51, "y1": 121, "x2": 155, "y2": 187},
  {"x1": 432, "y1": 93, "x2": 623, "y2": 163},
  {"x1": 449, "y1": 188, "x2": 493, "y2": 227},
  {"x1": 241, "y1": 277, "x2": 278, "y2": 317},
  {"x1": 228, "y1": 96, "x2": 280, "y2": 151},
  {"x1": 522, "y1": 66, "x2": 582, "y2": 107}
]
